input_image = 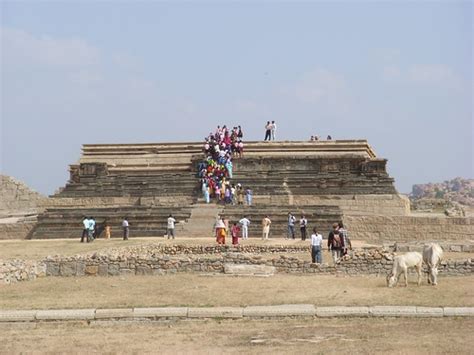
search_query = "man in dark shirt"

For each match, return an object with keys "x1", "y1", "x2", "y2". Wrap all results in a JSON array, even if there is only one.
[{"x1": 327, "y1": 223, "x2": 344, "y2": 264}]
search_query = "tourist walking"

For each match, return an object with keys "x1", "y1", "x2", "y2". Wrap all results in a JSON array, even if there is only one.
[
  {"x1": 236, "y1": 184, "x2": 244, "y2": 205},
  {"x1": 287, "y1": 212, "x2": 296, "y2": 239},
  {"x1": 81, "y1": 216, "x2": 89, "y2": 243},
  {"x1": 299, "y1": 215, "x2": 308, "y2": 241},
  {"x1": 231, "y1": 222, "x2": 240, "y2": 245},
  {"x1": 262, "y1": 215, "x2": 271, "y2": 240},
  {"x1": 245, "y1": 187, "x2": 253, "y2": 206},
  {"x1": 264, "y1": 121, "x2": 272, "y2": 141},
  {"x1": 104, "y1": 220, "x2": 111, "y2": 240},
  {"x1": 271, "y1": 120, "x2": 276, "y2": 141},
  {"x1": 338, "y1": 222, "x2": 352, "y2": 256},
  {"x1": 215, "y1": 216, "x2": 226, "y2": 245},
  {"x1": 239, "y1": 215, "x2": 251, "y2": 240},
  {"x1": 328, "y1": 223, "x2": 343, "y2": 263},
  {"x1": 122, "y1": 217, "x2": 129, "y2": 240},
  {"x1": 88, "y1": 217, "x2": 96, "y2": 242},
  {"x1": 167, "y1": 214, "x2": 176, "y2": 239},
  {"x1": 311, "y1": 227, "x2": 323, "y2": 263}
]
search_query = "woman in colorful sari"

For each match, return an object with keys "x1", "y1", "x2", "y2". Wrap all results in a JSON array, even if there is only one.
[{"x1": 215, "y1": 216, "x2": 226, "y2": 244}]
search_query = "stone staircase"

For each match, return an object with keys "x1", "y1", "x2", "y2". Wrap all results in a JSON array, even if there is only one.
[{"x1": 179, "y1": 203, "x2": 223, "y2": 238}]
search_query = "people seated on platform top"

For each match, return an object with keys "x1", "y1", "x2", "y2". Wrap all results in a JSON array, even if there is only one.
[{"x1": 327, "y1": 135, "x2": 332, "y2": 140}]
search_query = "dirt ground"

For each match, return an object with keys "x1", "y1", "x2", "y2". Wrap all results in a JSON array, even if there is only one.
[
  {"x1": 1, "y1": 274, "x2": 473, "y2": 310},
  {"x1": 1, "y1": 317, "x2": 472, "y2": 354}
]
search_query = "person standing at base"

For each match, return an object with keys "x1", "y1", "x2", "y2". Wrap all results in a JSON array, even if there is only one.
[
  {"x1": 287, "y1": 212, "x2": 296, "y2": 239},
  {"x1": 104, "y1": 220, "x2": 111, "y2": 240},
  {"x1": 167, "y1": 214, "x2": 176, "y2": 239},
  {"x1": 81, "y1": 216, "x2": 89, "y2": 243},
  {"x1": 310, "y1": 227, "x2": 323, "y2": 263},
  {"x1": 262, "y1": 215, "x2": 271, "y2": 240},
  {"x1": 338, "y1": 221, "x2": 352, "y2": 256},
  {"x1": 215, "y1": 216, "x2": 226, "y2": 245},
  {"x1": 231, "y1": 222, "x2": 241, "y2": 245},
  {"x1": 122, "y1": 217, "x2": 129, "y2": 240},
  {"x1": 87, "y1": 217, "x2": 96, "y2": 243},
  {"x1": 328, "y1": 223, "x2": 343, "y2": 263},
  {"x1": 299, "y1": 215, "x2": 308, "y2": 241},
  {"x1": 239, "y1": 215, "x2": 251, "y2": 240}
]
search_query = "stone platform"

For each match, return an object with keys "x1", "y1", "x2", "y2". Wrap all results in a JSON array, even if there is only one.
[{"x1": 29, "y1": 140, "x2": 411, "y2": 239}]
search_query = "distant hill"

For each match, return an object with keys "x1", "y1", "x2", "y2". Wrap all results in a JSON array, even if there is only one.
[{"x1": 410, "y1": 177, "x2": 473, "y2": 207}]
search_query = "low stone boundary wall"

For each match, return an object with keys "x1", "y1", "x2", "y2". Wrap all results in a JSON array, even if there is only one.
[
  {"x1": 1, "y1": 305, "x2": 473, "y2": 322},
  {"x1": 2, "y1": 248, "x2": 472, "y2": 284},
  {"x1": 344, "y1": 215, "x2": 474, "y2": 242},
  {"x1": 41, "y1": 248, "x2": 473, "y2": 278},
  {"x1": 0, "y1": 259, "x2": 46, "y2": 284}
]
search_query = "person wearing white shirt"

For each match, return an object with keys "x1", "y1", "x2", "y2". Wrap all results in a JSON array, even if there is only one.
[
  {"x1": 167, "y1": 214, "x2": 177, "y2": 239},
  {"x1": 122, "y1": 217, "x2": 129, "y2": 240},
  {"x1": 310, "y1": 227, "x2": 323, "y2": 263},
  {"x1": 271, "y1": 120, "x2": 276, "y2": 141},
  {"x1": 239, "y1": 216, "x2": 251, "y2": 240},
  {"x1": 81, "y1": 217, "x2": 89, "y2": 243}
]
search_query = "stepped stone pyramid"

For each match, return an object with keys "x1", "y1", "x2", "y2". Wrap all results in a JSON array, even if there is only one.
[{"x1": 30, "y1": 140, "x2": 409, "y2": 239}]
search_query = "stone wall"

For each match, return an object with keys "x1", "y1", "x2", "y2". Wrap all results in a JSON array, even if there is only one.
[
  {"x1": 343, "y1": 215, "x2": 474, "y2": 242},
  {"x1": 40, "y1": 249, "x2": 472, "y2": 278},
  {"x1": 0, "y1": 175, "x2": 48, "y2": 214},
  {"x1": 293, "y1": 194, "x2": 410, "y2": 216},
  {"x1": 0, "y1": 222, "x2": 36, "y2": 240},
  {"x1": 0, "y1": 259, "x2": 46, "y2": 284}
]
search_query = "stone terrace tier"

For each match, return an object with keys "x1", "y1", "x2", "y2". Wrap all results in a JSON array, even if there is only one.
[
  {"x1": 30, "y1": 206, "x2": 192, "y2": 239},
  {"x1": 59, "y1": 140, "x2": 384, "y2": 200}
]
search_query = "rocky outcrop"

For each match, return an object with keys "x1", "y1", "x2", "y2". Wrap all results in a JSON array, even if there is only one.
[{"x1": 411, "y1": 177, "x2": 474, "y2": 208}]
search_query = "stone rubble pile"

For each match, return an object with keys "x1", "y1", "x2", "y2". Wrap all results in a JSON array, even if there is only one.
[{"x1": 0, "y1": 259, "x2": 46, "y2": 284}]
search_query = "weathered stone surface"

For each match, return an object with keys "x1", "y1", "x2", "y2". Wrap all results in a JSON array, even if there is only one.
[
  {"x1": 224, "y1": 264, "x2": 275, "y2": 276},
  {"x1": 0, "y1": 310, "x2": 37, "y2": 322},
  {"x1": 187, "y1": 307, "x2": 243, "y2": 318},
  {"x1": 416, "y1": 307, "x2": 443, "y2": 317},
  {"x1": 95, "y1": 308, "x2": 134, "y2": 319},
  {"x1": 243, "y1": 304, "x2": 315, "y2": 317},
  {"x1": 85, "y1": 265, "x2": 98, "y2": 275},
  {"x1": 443, "y1": 307, "x2": 474, "y2": 317},
  {"x1": 133, "y1": 307, "x2": 188, "y2": 318},
  {"x1": 316, "y1": 306, "x2": 369, "y2": 317},
  {"x1": 59, "y1": 262, "x2": 76, "y2": 277},
  {"x1": 370, "y1": 306, "x2": 417, "y2": 317},
  {"x1": 36, "y1": 309, "x2": 95, "y2": 320}
]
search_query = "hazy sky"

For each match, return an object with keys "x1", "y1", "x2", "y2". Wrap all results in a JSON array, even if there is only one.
[{"x1": 1, "y1": 1, "x2": 472, "y2": 195}]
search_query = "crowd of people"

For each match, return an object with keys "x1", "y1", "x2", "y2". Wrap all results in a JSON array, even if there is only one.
[{"x1": 198, "y1": 125, "x2": 253, "y2": 205}]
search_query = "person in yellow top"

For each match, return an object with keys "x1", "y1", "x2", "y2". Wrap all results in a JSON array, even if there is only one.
[{"x1": 262, "y1": 215, "x2": 272, "y2": 240}]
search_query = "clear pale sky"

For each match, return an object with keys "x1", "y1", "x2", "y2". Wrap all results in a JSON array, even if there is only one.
[{"x1": 1, "y1": 1, "x2": 472, "y2": 195}]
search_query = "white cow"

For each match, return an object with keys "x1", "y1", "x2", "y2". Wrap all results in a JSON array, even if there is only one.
[
  {"x1": 423, "y1": 243, "x2": 444, "y2": 285},
  {"x1": 386, "y1": 252, "x2": 423, "y2": 287}
]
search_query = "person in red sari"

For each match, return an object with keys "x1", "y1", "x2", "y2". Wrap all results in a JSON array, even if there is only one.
[{"x1": 231, "y1": 222, "x2": 241, "y2": 245}]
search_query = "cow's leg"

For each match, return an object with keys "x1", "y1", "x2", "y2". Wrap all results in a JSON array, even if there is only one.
[
  {"x1": 416, "y1": 264, "x2": 422, "y2": 286},
  {"x1": 403, "y1": 267, "x2": 408, "y2": 287},
  {"x1": 432, "y1": 267, "x2": 438, "y2": 286}
]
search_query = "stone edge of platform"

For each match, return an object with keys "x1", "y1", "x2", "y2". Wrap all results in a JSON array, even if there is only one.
[{"x1": 0, "y1": 306, "x2": 473, "y2": 322}]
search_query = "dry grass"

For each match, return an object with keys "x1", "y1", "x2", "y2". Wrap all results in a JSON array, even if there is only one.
[
  {"x1": 1, "y1": 317, "x2": 472, "y2": 354},
  {"x1": 1, "y1": 273, "x2": 473, "y2": 310}
]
